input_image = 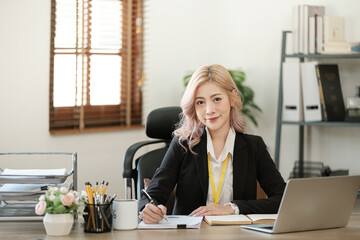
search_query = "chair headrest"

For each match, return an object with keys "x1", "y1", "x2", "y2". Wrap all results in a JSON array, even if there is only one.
[{"x1": 146, "y1": 106, "x2": 182, "y2": 140}]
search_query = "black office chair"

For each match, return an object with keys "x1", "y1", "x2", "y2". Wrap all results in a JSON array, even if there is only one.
[{"x1": 122, "y1": 106, "x2": 182, "y2": 204}]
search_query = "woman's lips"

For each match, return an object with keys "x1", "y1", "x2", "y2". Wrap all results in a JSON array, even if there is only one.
[{"x1": 206, "y1": 116, "x2": 219, "y2": 122}]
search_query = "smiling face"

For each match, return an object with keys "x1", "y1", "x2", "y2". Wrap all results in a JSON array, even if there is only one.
[{"x1": 194, "y1": 82, "x2": 232, "y2": 136}]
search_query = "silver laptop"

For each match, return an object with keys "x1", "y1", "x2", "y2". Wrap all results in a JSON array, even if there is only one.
[{"x1": 242, "y1": 175, "x2": 360, "y2": 234}]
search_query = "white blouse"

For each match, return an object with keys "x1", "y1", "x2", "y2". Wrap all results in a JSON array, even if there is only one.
[{"x1": 205, "y1": 127, "x2": 235, "y2": 206}]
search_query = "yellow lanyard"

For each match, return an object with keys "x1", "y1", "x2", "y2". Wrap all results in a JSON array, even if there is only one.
[{"x1": 207, "y1": 152, "x2": 230, "y2": 205}]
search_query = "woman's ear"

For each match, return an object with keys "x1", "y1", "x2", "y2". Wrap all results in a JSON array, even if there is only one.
[
  {"x1": 230, "y1": 89, "x2": 238, "y2": 106},
  {"x1": 232, "y1": 88, "x2": 238, "y2": 96}
]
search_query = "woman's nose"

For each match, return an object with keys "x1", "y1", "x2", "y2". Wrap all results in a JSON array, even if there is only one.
[{"x1": 206, "y1": 102, "x2": 215, "y2": 114}]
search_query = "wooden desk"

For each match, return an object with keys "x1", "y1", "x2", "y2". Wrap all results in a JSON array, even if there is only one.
[{"x1": 1, "y1": 212, "x2": 359, "y2": 240}]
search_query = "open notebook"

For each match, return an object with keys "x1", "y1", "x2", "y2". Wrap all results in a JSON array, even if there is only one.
[{"x1": 204, "y1": 214, "x2": 276, "y2": 225}]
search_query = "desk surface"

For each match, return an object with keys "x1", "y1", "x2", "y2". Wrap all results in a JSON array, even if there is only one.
[{"x1": 1, "y1": 212, "x2": 360, "y2": 240}]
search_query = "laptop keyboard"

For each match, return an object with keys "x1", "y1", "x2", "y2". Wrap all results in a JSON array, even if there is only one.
[{"x1": 261, "y1": 226, "x2": 274, "y2": 230}]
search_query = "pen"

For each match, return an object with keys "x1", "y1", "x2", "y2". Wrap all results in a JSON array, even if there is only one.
[
  {"x1": 141, "y1": 189, "x2": 168, "y2": 222},
  {"x1": 98, "y1": 180, "x2": 105, "y2": 195},
  {"x1": 94, "y1": 181, "x2": 99, "y2": 194},
  {"x1": 102, "y1": 182, "x2": 109, "y2": 196},
  {"x1": 109, "y1": 194, "x2": 117, "y2": 204}
]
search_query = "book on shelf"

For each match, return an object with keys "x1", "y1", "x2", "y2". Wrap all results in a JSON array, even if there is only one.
[
  {"x1": 292, "y1": 5, "x2": 300, "y2": 54},
  {"x1": 303, "y1": 5, "x2": 325, "y2": 54},
  {"x1": 324, "y1": 16, "x2": 345, "y2": 42},
  {"x1": 204, "y1": 214, "x2": 277, "y2": 226},
  {"x1": 292, "y1": 4, "x2": 325, "y2": 54},
  {"x1": 323, "y1": 41, "x2": 351, "y2": 54},
  {"x1": 315, "y1": 64, "x2": 346, "y2": 121},
  {"x1": 322, "y1": 16, "x2": 351, "y2": 54},
  {"x1": 316, "y1": 16, "x2": 323, "y2": 53},
  {"x1": 309, "y1": 16, "x2": 316, "y2": 54}
]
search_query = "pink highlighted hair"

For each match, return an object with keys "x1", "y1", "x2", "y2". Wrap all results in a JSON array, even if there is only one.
[{"x1": 174, "y1": 64, "x2": 246, "y2": 154}]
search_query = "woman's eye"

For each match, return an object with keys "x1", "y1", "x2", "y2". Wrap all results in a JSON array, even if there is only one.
[
  {"x1": 196, "y1": 100, "x2": 204, "y2": 105},
  {"x1": 214, "y1": 97, "x2": 221, "y2": 102}
]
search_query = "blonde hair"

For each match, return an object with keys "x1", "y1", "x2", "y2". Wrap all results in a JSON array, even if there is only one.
[{"x1": 174, "y1": 64, "x2": 246, "y2": 154}]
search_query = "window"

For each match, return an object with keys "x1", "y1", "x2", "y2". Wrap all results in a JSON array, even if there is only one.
[{"x1": 49, "y1": 0, "x2": 143, "y2": 134}]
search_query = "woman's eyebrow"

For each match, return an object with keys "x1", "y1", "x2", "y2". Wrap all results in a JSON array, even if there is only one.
[
  {"x1": 210, "y1": 93, "x2": 222, "y2": 98},
  {"x1": 195, "y1": 92, "x2": 222, "y2": 100}
]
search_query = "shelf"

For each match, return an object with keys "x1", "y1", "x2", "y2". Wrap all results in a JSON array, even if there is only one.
[
  {"x1": 281, "y1": 121, "x2": 360, "y2": 127},
  {"x1": 285, "y1": 53, "x2": 360, "y2": 59},
  {"x1": 275, "y1": 31, "x2": 360, "y2": 174}
]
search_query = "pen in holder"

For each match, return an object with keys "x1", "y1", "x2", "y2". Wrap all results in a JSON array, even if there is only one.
[{"x1": 84, "y1": 203, "x2": 112, "y2": 233}]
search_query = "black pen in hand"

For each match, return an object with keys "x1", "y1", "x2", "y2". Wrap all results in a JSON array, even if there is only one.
[{"x1": 141, "y1": 189, "x2": 168, "y2": 222}]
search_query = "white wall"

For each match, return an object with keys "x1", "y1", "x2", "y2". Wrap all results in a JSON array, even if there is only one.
[{"x1": 0, "y1": 0, "x2": 359, "y2": 199}]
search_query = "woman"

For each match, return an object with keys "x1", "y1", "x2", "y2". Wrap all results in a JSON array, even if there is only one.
[{"x1": 139, "y1": 64, "x2": 285, "y2": 224}]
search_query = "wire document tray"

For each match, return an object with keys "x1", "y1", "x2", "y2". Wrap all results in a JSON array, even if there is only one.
[{"x1": 0, "y1": 152, "x2": 77, "y2": 221}]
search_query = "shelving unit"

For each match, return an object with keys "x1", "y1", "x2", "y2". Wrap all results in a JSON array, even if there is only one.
[
  {"x1": 274, "y1": 31, "x2": 360, "y2": 177},
  {"x1": 0, "y1": 152, "x2": 77, "y2": 220}
]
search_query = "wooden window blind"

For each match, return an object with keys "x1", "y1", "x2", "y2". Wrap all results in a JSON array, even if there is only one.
[{"x1": 49, "y1": 0, "x2": 143, "y2": 134}]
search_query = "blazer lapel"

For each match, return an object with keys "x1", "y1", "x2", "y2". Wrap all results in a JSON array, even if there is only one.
[
  {"x1": 233, "y1": 133, "x2": 248, "y2": 200},
  {"x1": 193, "y1": 134, "x2": 209, "y2": 203}
]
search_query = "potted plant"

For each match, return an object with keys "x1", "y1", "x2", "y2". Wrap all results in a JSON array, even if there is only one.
[
  {"x1": 183, "y1": 69, "x2": 262, "y2": 126},
  {"x1": 35, "y1": 186, "x2": 87, "y2": 236}
]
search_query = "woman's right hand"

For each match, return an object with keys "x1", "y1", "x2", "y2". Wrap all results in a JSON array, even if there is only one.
[{"x1": 142, "y1": 203, "x2": 167, "y2": 224}]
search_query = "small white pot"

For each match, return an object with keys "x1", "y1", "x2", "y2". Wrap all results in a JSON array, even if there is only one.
[{"x1": 43, "y1": 213, "x2": 74, "y2": 236}]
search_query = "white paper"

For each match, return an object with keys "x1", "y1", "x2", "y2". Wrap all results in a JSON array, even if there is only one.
[
  {"x1": 2, "y1": 168, "x2": 66, "y2": 176},
  {"x1": 0, "y1": 183, "x2": 47, "y2": 192},
  {"x1": 247, "y1": 214, "x2": 277, "y2": 222},
  {"x1": 204, "y1": 215, "x2": 250, "y2": 223},
  {"x1": 138, "y1": 215, "x2": 203, "y2": 229}
]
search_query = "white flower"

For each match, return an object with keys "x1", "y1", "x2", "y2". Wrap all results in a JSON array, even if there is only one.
[
  {"x1": 81, "y1": 190, "x2": 87, "y2": 198},
  {"x1": 60, "y1": 187, "x2": 68, "y2": 194},
  {"x1": 49, "y1": 194, "x2": 56, "y2": 202},
  {"x1": 39, "y1": 194, "x2": 45, "y2": 201}
]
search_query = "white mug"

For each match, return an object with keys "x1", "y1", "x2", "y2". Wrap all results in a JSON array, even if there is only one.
[{"x1": 112, "y1": 199, "x2": 138, "y2": 230}]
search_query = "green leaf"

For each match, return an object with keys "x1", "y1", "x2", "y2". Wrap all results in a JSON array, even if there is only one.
[
  {"x1": 53, "y1": 205, "x2": 67, "y2": 214},
  {"x1": 68, "y1": 203, "x2": 79, "y2": 211},
  {"x1": 46, "y1": 207, "x2": 54, "y2": 214},
  {"x1": 55, "y1": 190, "x2": 61, "y2": 197},
  {"x1": 183, "y1": 73, "x2": 193, "y2": 87},
  {"x1": 247, "y1": 102, "x2": 262, "y2": 112},
  {"x1": 53, "y1": 197, "x2": 62, "y2": 207},
  {"x1": 247, "y1": 114, "x2": 258, "y2": 127}
]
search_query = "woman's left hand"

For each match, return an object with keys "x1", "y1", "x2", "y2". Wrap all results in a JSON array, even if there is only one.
[{"x1": 189, "y1": 204, "x2": 234, "y2": 216}]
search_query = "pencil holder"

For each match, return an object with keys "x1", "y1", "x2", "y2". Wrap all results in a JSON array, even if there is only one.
[{"x1": 83, "y1": 203, "x2": 112, "y2": 233}]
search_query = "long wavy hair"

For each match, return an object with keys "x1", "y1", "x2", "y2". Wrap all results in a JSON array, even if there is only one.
[{"x1": 174, "y1": 64, "x2": 246, "y2": 154}]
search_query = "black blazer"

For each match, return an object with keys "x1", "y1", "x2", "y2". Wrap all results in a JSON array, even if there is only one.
[{"x1": 139, "y1": 132, "x2": 286, "y2": 215}]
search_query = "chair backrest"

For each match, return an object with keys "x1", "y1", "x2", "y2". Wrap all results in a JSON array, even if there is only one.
[
  {"x1": 122, "y1": 106, "x2": 182, "y2": 201},
  {"x1": 136, "y1": 148, "x2": 169, "y2": 199},
  {"x1": 145, "y1": 107, "x2": 182, "y2": 140}
]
